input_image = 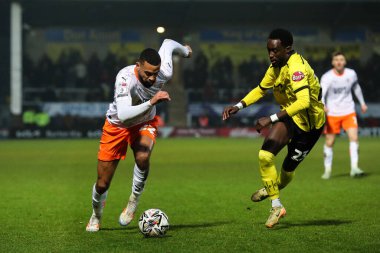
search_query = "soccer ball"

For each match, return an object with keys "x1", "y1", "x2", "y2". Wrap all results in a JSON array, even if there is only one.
[{"x1": 138, "y1": 209, "x2": 169, "y2": 237}]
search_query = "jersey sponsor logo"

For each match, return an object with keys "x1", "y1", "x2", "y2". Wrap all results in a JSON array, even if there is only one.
[
  {"x1": 292, "y1": 71, "x2": 305, "y2": 82},
  {"x1": 333, "y1": 87, "x2": 348, "y2": 94}
]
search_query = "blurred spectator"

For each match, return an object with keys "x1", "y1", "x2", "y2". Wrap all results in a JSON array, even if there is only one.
[
  {"x1": 36, "y1": 53, "x2": 54, "y2": 87},
  {"x1": 198, "y1": 114, "x2": 209, "y2": 128},
  {"x1": 23, "y1": 48, "x2": 380, "y2": 104},
  {"x1": 184, "y1": 50, "x2": 209, "y2": 89},
  {"x1": 74, "y1": 58, "x2": 87, "y2": 87},
  {"x1": 87, "y1": 53, "x2": 102, "y2": 88},
  {"x1": 41, "y1": 87, "x2": 58, "y2": 102}
]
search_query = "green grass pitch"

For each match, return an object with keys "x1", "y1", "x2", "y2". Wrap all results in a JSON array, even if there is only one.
[{"x1": 1, "y1": 137, "x2": 379, "y2": 252}]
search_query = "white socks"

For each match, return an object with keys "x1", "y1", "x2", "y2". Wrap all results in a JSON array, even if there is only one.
[
  {"x1": 349, "y1": 141, "x2": 359, "y2": 169},
  {"x1": 271, "y1": 198, "x2": 282, "y2": 208},
  {"x1": 132, "y1": 164, "x2": 149, "y2": 197},
  {"x1": 324, "y1": 142, "x2": 360, "y2": 174},
  {"x1": 323, "y1": 145, "x2": 333, "y2": 173},
  {"x1": 92, "y1": 184, "x2": 108, "y2": 217}
]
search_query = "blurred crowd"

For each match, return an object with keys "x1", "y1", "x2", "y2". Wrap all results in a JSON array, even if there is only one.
[
  {"x1": 19, "y1": 48, "x2": 380, "y2": 130},
  {"x1": 24, "y1": 48, "x2": 380, "y2": 104},
  {"x1": 23, "y1": 49, "x2": 130, "y2": 102},
  {"x1": 184, "y1": 50, "x2": 380, "y2": 103}
]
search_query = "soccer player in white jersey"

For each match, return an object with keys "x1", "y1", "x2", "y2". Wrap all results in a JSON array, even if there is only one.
[
  {"x1": 320, "y1": 52, "x2": 367, "y2": 179},
  {"x1": 86, "y1": 39, "x2": 192, "y2": 232}
]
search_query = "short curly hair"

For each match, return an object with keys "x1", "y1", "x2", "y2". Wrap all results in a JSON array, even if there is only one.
[
  {"x1": 139, "y1": 48, "x2": 161, "y2": 66},
  {"x1": 268, "y1": 28, "x2": 293, "y2": 47}
]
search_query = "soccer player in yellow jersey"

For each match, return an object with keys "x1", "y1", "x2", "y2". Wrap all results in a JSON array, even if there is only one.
[{"x1": 222, "y1": 29, "x2": 325, "y2": 228}]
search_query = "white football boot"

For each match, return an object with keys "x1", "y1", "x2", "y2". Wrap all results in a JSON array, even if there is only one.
[
  {"x1": 321, "y1": 171, "x2": 331, "y2": 180},
  {"x1": 350, "y1": 167, "x2": 365, "y2": 177},
  {"x1": 86, "y1": 212, "x2": 101, "y2": 232},
  {"x1": 119, "y1": 193, "x2": 139, "y2": 226}
]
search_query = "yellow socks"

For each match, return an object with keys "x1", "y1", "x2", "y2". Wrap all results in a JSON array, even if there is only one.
[
  {"x1": 258, "y1": 150, "x2": 279, "y2": 200},
  {"x1": 278, "y1": 168, "x2": 295, "y2": 190}
]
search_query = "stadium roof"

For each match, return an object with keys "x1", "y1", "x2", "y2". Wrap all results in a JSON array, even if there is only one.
[
  {"x1": 18, "y1": 0, "x2": 380, "y2": 2},
  {"x1": 15, "y1": 0, "x2": 380, "y2": 28}
]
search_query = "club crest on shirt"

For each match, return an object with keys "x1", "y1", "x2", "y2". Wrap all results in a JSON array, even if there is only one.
[
  {"x1": 118, "y1": 85, "x2": 128, "y2": 95},
  {"x1": 292, "y1": 71, "x2": 305, "y2": 82}
]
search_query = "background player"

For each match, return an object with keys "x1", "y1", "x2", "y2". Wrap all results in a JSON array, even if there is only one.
[
  {"x1": 86, "y1": 39, "x2": 192, "y2": 232},
  {"x1": 320, "y1": 52, "x2": 368, "y2": 179},
  {"x1": 222, "y1": 29, "x2": 325, "y2": 228}
]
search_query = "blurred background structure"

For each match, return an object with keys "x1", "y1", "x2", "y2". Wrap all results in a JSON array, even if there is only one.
[{"x1": 0, "y1": 0, "x2": 380, "y2": 138}]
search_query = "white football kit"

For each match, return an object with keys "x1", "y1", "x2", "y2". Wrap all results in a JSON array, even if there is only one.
[
  {"x1": 320, "y1": 68, "x2": 365, "y2": 117},
  {"x1": 106, "y1": 39, "x2": 190, "y2": 128}
]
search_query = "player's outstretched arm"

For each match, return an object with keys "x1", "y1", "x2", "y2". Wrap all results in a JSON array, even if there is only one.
[
  {"x1": 159, "y1": 39, "x2": 191, "y2": 58},
  {"x1": 158, "y1": 39, "x2": 191, "y2": 81},
  {"x1": 255, "y1": 87, "x2": 309, "y2": 132},
  {"x1": 255, "y1": 87, "x2": 310, "y2": 132},
  {"x1": 223, "y1": 86, "x2": 266, "y2": 121},
  {"x1": 117, "y1": 91, "x2": 171, "y2": 122}
]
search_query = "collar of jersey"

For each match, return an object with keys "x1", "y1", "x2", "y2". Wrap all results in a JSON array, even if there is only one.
[
  {"x1": 333, "y1": 68, "x2": 345, "y2": 76},
  {"x1": 134, "y1": 66, "x2": 139, "y2": 80}
]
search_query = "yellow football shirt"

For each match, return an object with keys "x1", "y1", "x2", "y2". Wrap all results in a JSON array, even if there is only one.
[{"x1": 242, "y1": 52, "x2": 325, "y2": 132}]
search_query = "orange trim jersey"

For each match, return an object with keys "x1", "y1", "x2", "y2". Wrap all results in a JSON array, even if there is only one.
[
  {"x1": 321, "y1": 68, "x2": 365, "y2": 117},
  {"x1": 242, "y1": 52, "x2": 325, "y2": 132},
  {"x1": 106, "y1": 39, "x2": 190, "y2": 128}
]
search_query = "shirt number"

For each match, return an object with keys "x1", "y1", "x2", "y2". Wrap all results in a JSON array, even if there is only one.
[{"x1": 291, "y1": 149, "x2": 309, "y2": 162}]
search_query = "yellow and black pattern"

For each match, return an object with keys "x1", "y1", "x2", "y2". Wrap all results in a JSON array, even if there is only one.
[{"x1": 242, "y1": 52, "x2": 325, "y2": 132}]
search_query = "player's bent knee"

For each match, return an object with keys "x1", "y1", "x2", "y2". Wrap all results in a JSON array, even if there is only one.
[
  {"x1": 96, "y1": 180, "x2": 110, "y2": 194},
  {"x1": 348, "y1": 135, "x2": 358, "y2": 142},
  {"x1": 135, "y1": 152, "x2": 150, "y2": 170},
  {"x1": 325, "y1": 139, "x2": 334, "y2": 147},
  {"x1": 258, "y1": 150, "x2": 275, "y2": 166}
]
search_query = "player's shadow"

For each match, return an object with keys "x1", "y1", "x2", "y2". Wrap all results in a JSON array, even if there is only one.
[
  {"x1": 275, "y1": 219, "x2": 353, "y2": 229},
  {"x1": 101, "y1": 226, "x2": 138, "y2": 231},
  {"x1": 332, "y1": 172, "x2": 370, "y2": 179},
  {"x1": 170, "y1": 221, "x2": 233, "y2": 231},
  {"x1": 100, "y1": 221, "x2": 232, "y2": 232}
]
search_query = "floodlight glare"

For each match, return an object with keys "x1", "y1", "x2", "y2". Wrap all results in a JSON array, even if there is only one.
[{"x1": 156, "y1": 26, "x2": 165, "y2": 34}]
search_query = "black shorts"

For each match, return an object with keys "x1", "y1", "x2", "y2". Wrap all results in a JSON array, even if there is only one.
[{"x1": 282, "y1": 118, "x2": 324, "y2": 172}]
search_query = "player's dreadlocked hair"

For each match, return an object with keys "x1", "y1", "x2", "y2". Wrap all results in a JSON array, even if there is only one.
[
  {"x1": 268, "y1": 28, "x2": 293, "y2": 47},
  {"x1": 139, "y1": 48, "x2": 161, "y2": 66}
]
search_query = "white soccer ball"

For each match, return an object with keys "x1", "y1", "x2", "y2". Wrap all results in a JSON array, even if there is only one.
[{"x1": 138, "y1": 209, "x2": 169, "y2": 237}]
